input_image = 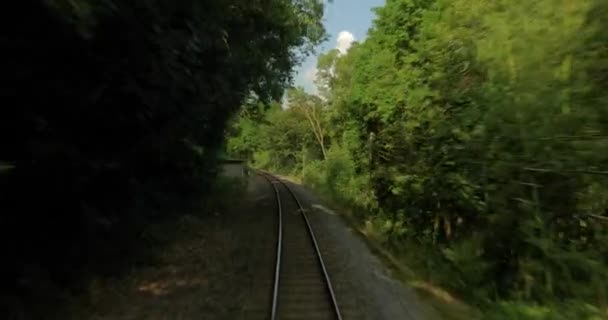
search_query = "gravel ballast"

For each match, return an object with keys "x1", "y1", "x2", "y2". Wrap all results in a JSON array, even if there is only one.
[{"x1": 285, "y1": 180, "x2": 441, "y2": 320}]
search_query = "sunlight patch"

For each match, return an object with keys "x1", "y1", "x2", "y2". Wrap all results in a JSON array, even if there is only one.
[{"x1": 312, "y1": 204, "x2": 336, "y2": 215}]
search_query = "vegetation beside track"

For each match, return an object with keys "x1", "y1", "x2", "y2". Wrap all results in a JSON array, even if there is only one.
[
  {"x1": 1, "y1": 1, "x2": 325, "y2": 317},
  {"x1": 227, "y1": 0, "x2": 608, "y2": 318}
]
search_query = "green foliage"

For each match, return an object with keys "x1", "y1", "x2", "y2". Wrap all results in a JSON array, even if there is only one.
[
  {"x1": 301, "y1": 146, "x2": 373, "y2": 207},
  {"x1": 227, "y1": 0, "x2": 608, "y2": 316},
  {"x1": 1, "y1": 0, "x2": 326, "y2": 317},
  {"x1": 484, "y1": 301, "x2": 602, "y2": 320}
]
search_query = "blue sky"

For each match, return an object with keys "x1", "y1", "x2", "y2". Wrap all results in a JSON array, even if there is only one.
[{"x1": 294, "y1": 0, "x2": 386, "y2": 93}]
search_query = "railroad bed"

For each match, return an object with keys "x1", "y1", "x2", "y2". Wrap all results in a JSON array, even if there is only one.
[{"x1": 258, "y1": 171, "x2": 342, "y2": 320}]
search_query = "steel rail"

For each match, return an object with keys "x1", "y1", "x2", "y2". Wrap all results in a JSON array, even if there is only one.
[
  {"x1": 257, "y1": 170, "x2": 342, "y2": 320},
  {"x1": 257, "y1": 171, "x2": 283, "y2": 320}
]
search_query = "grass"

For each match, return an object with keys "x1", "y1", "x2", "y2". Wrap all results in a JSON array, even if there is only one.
[{"x1": 343, "y1": 210, "x2": 480, "y2": 320}]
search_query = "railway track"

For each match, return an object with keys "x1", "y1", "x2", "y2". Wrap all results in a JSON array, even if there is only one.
[{"x1": 257, "y1": 170, "x2": 342, "y2": 320}]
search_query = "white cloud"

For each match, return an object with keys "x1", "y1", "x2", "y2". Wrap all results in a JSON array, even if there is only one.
[{"x1": 336, "y1": 31, "x2": 355, "y2": 55}]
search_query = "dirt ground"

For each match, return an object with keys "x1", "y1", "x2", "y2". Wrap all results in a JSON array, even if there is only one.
[
  {"x1": 67, "y1": 174, "x2": 441, "y2": 320},
  {"x1": 66, "y1": 176, "x2": 275, "y2": 320}
]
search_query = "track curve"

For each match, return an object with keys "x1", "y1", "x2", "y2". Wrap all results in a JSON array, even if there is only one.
[{"x1": 257, "y1": 170, "x2": 342, "y2": 320}]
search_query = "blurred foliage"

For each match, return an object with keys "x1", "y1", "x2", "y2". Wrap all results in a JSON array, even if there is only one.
[
  {"x1": 227, "y1": 0, "x2": 608, "y2": 317},
  {"x1": 1, "y1": 0, "x2": 325, "y2": 317}
]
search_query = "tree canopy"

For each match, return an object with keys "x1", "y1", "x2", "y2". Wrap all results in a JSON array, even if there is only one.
[{"x1": 1, "y1": 0, "x2": 326, "y2": 317}]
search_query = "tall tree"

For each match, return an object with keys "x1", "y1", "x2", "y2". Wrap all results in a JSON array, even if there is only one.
[{"x1": 288, "y1": 87, "x2": 329, "y2": 159}]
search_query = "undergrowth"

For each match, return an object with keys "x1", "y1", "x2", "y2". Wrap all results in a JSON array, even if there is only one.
[{"x1": 293, "y1": 153, "x2": 607, "y2": 320}]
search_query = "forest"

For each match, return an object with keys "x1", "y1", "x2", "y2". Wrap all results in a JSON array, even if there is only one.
[
  {"x1": 1, "y1": 0, "x2": 325, "y2": 317},
  {"x1": 227, "y1": 0, "x2": 608, "y2": 318}
]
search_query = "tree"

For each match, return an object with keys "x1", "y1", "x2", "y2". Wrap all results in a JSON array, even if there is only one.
[
  {"x1": 315, "y1": 48, "x2": 341, "y2": 99},
  {"x1": 1, "y1": 1, "x2": 327, "y2": 317},
  {"x1": 287, "y1": 87, "x2": 329, "y2": 159}
]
